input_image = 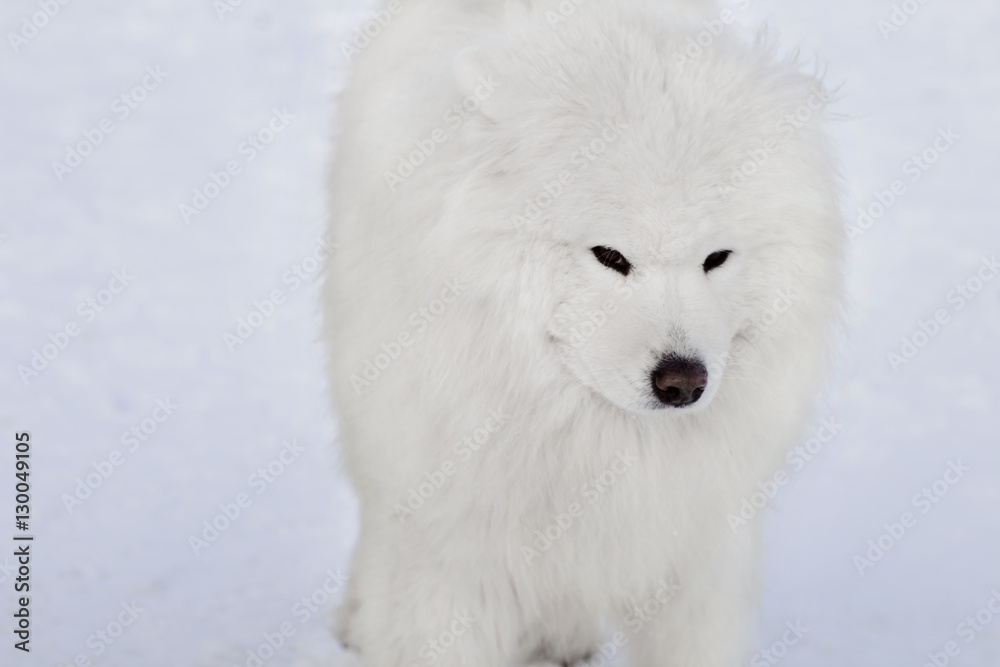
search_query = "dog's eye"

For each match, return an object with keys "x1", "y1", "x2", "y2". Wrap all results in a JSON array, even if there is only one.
[
  {"x1": 592, "y1": 246, "x2": 631, "y2": 276},
  {"x1": 703, "y1": 250, "x2": 732, "y2": 273}
]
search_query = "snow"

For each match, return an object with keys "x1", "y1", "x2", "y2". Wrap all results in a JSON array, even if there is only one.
[{"x1": 0, "y1": 0, "x2": 997, "y2": 665}]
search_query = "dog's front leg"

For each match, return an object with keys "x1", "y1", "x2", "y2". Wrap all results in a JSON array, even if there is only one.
[
  {"x1": 625, "y1": 535, "x2": 758, "y2": 667},
  {"x1": 341, "y1": 533, "x2": 515, "y2": 666}
]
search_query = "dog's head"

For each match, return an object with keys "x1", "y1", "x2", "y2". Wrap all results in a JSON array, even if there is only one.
[{"x1": 451, "y1": 2, "x2": 844, "y2": 414}]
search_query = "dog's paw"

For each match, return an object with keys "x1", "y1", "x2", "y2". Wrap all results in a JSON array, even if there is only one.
[
  {"x1": 330, "y1": 636, "x2": 363, "y2": 667},
  {"x1": 526, "y1": 657, "x2": 594, "y2": 667},
  {"x1": 331, "y1": 597, "x2": 360, "y2": 653}
]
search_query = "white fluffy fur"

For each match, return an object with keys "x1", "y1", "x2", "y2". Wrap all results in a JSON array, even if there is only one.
[{"x1": 325, "y1": 0, "x2": 845, "y2": 665}]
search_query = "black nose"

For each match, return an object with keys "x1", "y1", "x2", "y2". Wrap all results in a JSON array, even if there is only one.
[{"x1": 651, "y1": 356, "x2": 708, "y2": 407}]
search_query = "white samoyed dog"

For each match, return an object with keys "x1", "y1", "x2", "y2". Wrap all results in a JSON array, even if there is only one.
[{"x1": 325, "y1": 0, "x2": 844, "y2": 665}]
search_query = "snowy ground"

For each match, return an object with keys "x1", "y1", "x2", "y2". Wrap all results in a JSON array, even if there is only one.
[{"x1": 0, "y1": 0, "x2": 997, "y2": 666}]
